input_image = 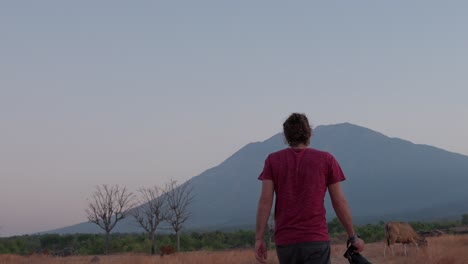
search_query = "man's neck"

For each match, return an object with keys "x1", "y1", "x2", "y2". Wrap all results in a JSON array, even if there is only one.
[{"x1": 291, "y1": 143, "x2": 308, "y2": 149}]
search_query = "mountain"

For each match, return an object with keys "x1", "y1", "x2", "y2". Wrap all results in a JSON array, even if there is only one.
[{"x1": 45, "y1": 123, "x2": 468, "y2": 234}]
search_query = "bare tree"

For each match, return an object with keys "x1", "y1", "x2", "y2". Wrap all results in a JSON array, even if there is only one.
[
  {"x1": 85, "y1": 184, "x2": 134, "y2": 254},
  {"x1": 131, "y1": 186, "x2": 167, "y2": 255},
  {"x1": 164, "y1": 179, "x2": 194, "y2": 252}
]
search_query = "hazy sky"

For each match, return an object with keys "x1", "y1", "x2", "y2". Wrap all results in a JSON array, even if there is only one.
[{"x1": 1, "y1": 1, "x2": 467, "y2": 237}]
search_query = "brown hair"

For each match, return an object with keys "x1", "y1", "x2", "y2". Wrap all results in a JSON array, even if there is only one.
[{"x1": 283, "y1": 113, "x2": 312, "y2": 147}]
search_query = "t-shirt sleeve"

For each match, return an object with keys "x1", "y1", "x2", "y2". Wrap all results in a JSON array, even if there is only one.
[
  {"x1": 258, "y1": 156, "x2": 273, "y2": 181},
  {"x1": 327, "y1": 154, "x2": 346, "y2": 186}
]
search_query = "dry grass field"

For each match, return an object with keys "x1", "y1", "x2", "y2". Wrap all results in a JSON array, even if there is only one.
[{"x1": 1, "y1": 235, "x2": 467, "y2": 264}]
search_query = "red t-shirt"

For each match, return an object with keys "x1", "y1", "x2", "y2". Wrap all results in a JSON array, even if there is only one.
[{"x1": 258, "y1": 148, "x2": 345, "y2": 245}]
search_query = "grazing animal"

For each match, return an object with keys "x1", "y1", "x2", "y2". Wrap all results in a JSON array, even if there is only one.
[
  {"x1": 384, "y1": 221, "x2": 427, "y2": 257},
  {"x1": 160, "y1": 245, "x2": 175, "y2": 256}
]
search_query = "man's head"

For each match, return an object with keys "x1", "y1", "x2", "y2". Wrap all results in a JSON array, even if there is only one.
[{"x1": 283, "y1": 113, "x2": 312, "y2": 147}]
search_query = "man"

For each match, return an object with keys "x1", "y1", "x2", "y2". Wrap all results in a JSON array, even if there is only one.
[{"x1": 255, "y1": 113, "x2": 364, "y2": 264}]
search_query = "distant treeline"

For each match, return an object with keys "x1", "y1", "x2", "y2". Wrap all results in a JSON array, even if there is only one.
[
  {"x1": 0, "y1": 230, "x2": 254, "y2": 255},
  {"x1": 0, "y1": 219, "x2": 463, "y2": 256}
]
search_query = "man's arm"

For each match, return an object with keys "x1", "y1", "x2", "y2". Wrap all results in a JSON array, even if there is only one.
[
  {"x1": 255, "y1": 180, "x2": 274, "y2": 263},
  {"x1": 256, "y1": 180, "x2": 274, "y2": 239},
  {"x1": 328, "y1": 182, "x2": 364, "y2": 251}
]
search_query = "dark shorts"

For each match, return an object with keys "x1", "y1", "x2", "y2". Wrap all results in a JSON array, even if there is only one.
[{"x1": 276, "y1": 241, "x2": 331, "y2": 264}]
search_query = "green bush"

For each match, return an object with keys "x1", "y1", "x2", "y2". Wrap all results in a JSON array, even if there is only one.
[{"x1": 0, "y1": 217, "x2": 463, "y2": 255}]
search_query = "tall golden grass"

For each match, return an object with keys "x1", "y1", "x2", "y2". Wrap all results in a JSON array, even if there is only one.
[{"x1": 1, "y1": 235, "x2": 467, "y2": 264}]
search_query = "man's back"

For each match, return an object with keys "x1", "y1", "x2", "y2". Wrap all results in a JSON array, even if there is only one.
[{"x1": 259, "y1": 148, "x2": 345, "y2": 245}]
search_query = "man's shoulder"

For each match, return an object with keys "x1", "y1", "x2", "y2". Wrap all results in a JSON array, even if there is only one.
[
  {"x1": 304, "y1": 149, "x2": 335, "y2": 164},
  {"x1": 306, "y1": 148, "x2": 331, "y2": 157},
  {"x1": 267, "y1": 148, "x2": 290, "y2": 158},
  {"x1": 267, "y1": 148, "x2": 332, "y2": 158}
]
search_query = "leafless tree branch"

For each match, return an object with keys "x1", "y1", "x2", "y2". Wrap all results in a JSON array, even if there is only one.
[
  {"x1": 164, "y1": 179, "x2": 194, "y2": 251},
  {"x1": 85, "y1": 184, "x2": 134, "y2": 254},
  {"x1": 130, "y1": 186, "x2": 167, "y2": 255}
]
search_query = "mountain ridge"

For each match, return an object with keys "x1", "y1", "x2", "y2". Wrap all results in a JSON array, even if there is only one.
[{"x1": 41, "y1": 122, "x2": 468, "y2": 235}]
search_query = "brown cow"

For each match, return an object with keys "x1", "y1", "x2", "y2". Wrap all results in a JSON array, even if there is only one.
[
  {"x1": 384, "y1": 221, "x2": 427, "y2": 257},
  {"x1": 160, "y1": 245, "x2": 175, "y2": 256}
]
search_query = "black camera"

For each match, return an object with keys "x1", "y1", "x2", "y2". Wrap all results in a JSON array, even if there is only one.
[{"x1": 343, "y1": 244, "x2": 372, "y2": 264}]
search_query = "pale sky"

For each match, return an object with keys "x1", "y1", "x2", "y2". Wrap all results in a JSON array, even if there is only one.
[{"x1": 1, "y1": 1, "x2": 467, "y2": 237}]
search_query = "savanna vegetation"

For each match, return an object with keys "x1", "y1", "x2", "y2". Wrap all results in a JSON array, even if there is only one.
[
  {"x1": 0, "y1": 230, "x2": 255, "y2": 256},
  {"x1": 1, "y1": 235, "x2": 468, "y2": 264},
  {"x1": 0, "y1": 217, "x2": 464, "y2": 256}
]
